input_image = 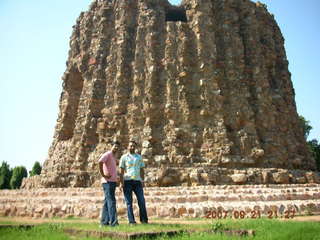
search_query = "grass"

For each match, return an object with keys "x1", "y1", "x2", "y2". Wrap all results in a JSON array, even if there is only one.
[
  {"x1": 67, "y1": 222, "x2": 187, "y2": 232},
  {"x1": 0, "y1": 218, "x2": 320, "y2": 240},
  {"x1": 0, "y1": 224, "x2": 71, "y2": 240},
  {"x1": 207, "y1": 218, "x2": 320, "y2": 240},
  {"x1": 0, "y1": 220, "x2": 19, "y2": 225},
  {"x1": 50, "y1": 215, "x2": 83, "y2": 220}
]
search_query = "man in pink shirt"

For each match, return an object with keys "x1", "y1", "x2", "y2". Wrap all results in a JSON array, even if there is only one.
[{"x1": 98, "y1": 141, "x2": 120, "y2": 227}]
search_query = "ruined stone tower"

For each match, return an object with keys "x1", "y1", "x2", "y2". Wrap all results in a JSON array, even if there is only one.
[{"x1": 23, "y1": 0, "x2": 317, "y2": 188}]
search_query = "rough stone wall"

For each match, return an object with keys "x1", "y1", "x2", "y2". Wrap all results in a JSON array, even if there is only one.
[
  {"x1": 23, "y1": 0, "x2": 316, "y2": 188},
  {"x1": 1, "y1": 185, "x2": 320, "y2": 219}
]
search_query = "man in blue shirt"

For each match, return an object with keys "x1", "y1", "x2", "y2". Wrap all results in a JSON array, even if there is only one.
[{"x1": 119, "y1": 140, "x2": 148, "y2": 224}]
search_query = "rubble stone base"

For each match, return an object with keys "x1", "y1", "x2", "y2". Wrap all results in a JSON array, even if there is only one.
[
  {"x1": 1, "y1": 184, "x2": 320, "y2": 219},
  {"x1": 22, "y1": 168, "x2": 320, "y2": 189}
]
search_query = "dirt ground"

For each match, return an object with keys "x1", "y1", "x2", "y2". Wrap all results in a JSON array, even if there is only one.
[{"x1": 1, "y1": 215, "x2": 320, "y2": 225}]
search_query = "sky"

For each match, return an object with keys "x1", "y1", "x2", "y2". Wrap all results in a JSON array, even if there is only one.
[{"x1": 0, "y1": 0, "x2": 319, "y2": 172}]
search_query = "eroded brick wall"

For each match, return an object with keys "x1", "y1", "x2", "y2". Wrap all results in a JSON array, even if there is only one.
[
  {"x1": 23, "y1": 0, "x2": 316, "y2": 188},
  {"x1": 1, "y1": 184, "x2": 320, "y2": 219}
]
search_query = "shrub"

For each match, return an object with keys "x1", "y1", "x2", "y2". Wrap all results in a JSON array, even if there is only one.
[
  {"x1": 0, "y1": 161, "x2": 12, "y2": 189},
  {"x1": 10, "y1": 166, "x2": 28, "y2": 189},
  {"x1": 29, "y1": 161, "x2": 42, "y2": 177}
]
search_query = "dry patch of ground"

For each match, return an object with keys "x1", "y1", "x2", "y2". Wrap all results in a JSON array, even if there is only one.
[
  {"x1": 1, "y1": 215, "x2": 320, "y2": 225},
  {"x1": 281, "y1": 215, "x2": 320, "y2": 222}
]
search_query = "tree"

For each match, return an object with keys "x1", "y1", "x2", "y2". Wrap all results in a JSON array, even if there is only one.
[
  {"x1": 10, "y1": 166, "x2": 28, "y2": 189},
  {"x1": 0, "y1": 161, "x2": 12, "y2": 189},
  {"x1": 299, "y1": 115, "x2": 312, "y2": 140},
  {"x1": 29, "y1": 161, "x2": 42, "y2": 177},
  {"x1": 300, "y1": 115, "x2": 320, "y2": 170},
  {"x1": 308, "y1": 139, "x2": 320, "y2": 171}
]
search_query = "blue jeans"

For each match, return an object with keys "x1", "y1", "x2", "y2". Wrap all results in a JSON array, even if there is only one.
[
  {"x1": 101, "y1": 182, "x2": 118, "y2": 226},
  {"x1": 123, "y1": 180, "x2": 148, "y2": 223}
]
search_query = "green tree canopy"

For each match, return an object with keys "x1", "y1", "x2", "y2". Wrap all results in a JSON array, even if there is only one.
[
  {"x1": 308, "y1": 139, "x2": 320, "y2": 171},
  {"x1": 299, "y1": 115, "x2": 319, "y2": 170},
  {"x1": 29, "y1": 161, "x2": 42, "y2": 177},
  {"x1": 299, "y1": 116, "x2": 320, "y2": 171},
  {"x1": 10, "y1": 166, "x2": 28, "y2": 189},
  {"x1": 299, "y1": 115, "x2": 312, "y2": 140},
  {"x1": 0, "y1": 161, "x2": 12, "y2": 189}
]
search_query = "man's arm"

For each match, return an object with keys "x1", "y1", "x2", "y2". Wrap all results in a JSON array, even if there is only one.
[
  {"x1": 139, "y1": 155, "x2": 145, "y2": 187},
  {"x1": 141, "y1": 167, "x2": 145, "y2": 187},
  {"x1": 99, "y1": 161, "x2": 111, "y2": 179},
  {"x1": 119, "y1": 168, "x2": 125, "y2": 189},
  {"x1": 119, "y1": 155, "x2": 125, "y2": 187}
]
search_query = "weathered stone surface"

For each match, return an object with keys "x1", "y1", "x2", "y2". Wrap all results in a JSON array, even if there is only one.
[
  {"x1": 22, "y1": 0, "x2": 317, "y2": 188},
  {"x1": 231, "y1": 174, "x2": 247, "y2": 184},
  {"x1": 306, "y1": 172, "x2": 320, "y2": 184},
  {"x1": 273, "y1": 172, "x2": 290, "y2": 184},
  {"x1": 1, "y1": 184, "x2": 320, "y2": 219}
]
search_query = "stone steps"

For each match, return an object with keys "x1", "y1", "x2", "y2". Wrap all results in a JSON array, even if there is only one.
[
  {"x1": 1, "y1": 184, "x2": 319, "y2": 219},
  {"x1": 3, "y1": 183, "x2": 320, "y2": 195}
]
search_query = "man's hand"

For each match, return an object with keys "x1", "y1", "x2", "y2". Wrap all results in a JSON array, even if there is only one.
[
  {"x1": 99, "y1": 162, "x2": 111, "y2": 179},
  {"x1": 119, "y1": 181, "x2": 124, "y2": 192},
  {"x1": 103, "y1": 173, "x2": 112, "y2": 179}
]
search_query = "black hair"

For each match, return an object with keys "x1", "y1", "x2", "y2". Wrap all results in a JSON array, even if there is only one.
[
  {"x1": 112, "y1": 141, "x2": 120, "y2": 145},
  {"x1": 129, "y1": 140, "x2": 137, "y2": 145}
]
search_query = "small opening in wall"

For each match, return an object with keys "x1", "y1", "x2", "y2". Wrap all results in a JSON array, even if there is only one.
[{"x1": 165, "y1": 6, "x2": 188, "y2": 22}]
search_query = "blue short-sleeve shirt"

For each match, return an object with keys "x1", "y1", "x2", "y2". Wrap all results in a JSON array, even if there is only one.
[{"x1": 120, "y1": 153, "x2": 145, "y2": 181}]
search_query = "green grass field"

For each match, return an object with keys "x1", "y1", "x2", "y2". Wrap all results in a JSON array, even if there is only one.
[{"x1": 0, "y1": 218, "x2": 319, "y2": 240}]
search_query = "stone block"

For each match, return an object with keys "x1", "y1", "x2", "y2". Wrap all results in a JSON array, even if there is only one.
[
  {"x1": 273, "y1": 172, "x2": 290, "y2": 184},
  {"x1": 306, "y1": 172, "x2": 320, "y2": 183},
  {"x1": 231, "y1": 174, "x2": 248, "y2": 184}
]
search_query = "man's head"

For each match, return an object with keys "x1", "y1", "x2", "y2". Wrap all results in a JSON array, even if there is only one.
[
  {"x1": 111, "y1": 141, "x2": 120, "y2": 153},
  {"x1": 128, "y1": 140, "x2": 137, "y2": 153}
]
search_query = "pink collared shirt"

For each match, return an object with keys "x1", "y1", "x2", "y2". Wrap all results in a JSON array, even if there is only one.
[{"x1": 99, "y1": 151, "x2": 117, "y2": 183}]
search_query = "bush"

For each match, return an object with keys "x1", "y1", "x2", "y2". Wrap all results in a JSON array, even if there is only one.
[
  {"x1": 299, "y1": 115, "x2": 319, "y2": 170},
  {"x1": 299, "y1": 115, "x2": 312, "y2": 139},
  {"x1": 308, "y1": 139, "x2": 320, "y2": 171},
  {"x1": 0, "y1": 161, "x2": 12, "y2": 189},
  {"x1": 10, "y1": 166, "x2": 28, "y2": 189},
  {"x1": 29, "y1": 161, "x2": 42, "y2": 177}
]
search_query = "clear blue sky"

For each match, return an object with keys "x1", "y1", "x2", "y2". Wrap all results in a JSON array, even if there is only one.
[{"x1": 0, "y1": 0, "x2": 319, "y2": 172}]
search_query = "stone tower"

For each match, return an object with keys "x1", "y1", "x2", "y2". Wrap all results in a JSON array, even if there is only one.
[{"x1": 23, "y1": 0, "x2": 317, "y2": 188}]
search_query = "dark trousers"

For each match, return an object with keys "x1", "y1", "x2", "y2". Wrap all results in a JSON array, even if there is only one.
[
  {"x1": 101, "y1": 182, "x2": 118, "y2": 226},
  {"x1": 123, "y1": 180, "x2": 148, "y2": 223}
]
